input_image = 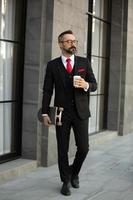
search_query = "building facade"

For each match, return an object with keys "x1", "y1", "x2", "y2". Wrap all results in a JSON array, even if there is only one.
[{"x1": 0, "y1": 0, "x2": 133, "y2": 166}]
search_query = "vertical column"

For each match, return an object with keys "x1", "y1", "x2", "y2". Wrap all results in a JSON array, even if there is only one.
[
  {"x1": 120, "y1": 0, "x2": 133, "y2": 135},
  {"x1": 107, "y1": 0, "x2": 128, "y2": 133},
  {"x1": 37, "y1": 0, "x2": 54, "y2": 166},
  {"x1": 22, "y1": 0, "x2": 54, "y2": 166},
  {"x1": 22, "y1": 0, "x2": 43, "y2": 159}
]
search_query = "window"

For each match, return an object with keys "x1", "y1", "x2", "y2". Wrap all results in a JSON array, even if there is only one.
[
  {"x1": 87, "y1": 0, "x2": 111, "y2": 134},
  {"x1": 0, "y1": 0, "x2": 26, "y2": 163}
]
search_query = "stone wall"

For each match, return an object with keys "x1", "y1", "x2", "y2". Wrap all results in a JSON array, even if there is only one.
[
  {"x1": 22, "y1": 0, "x2": 54, "y2": 163},
  {"x1": 52, "y1": 0, "x2": 88, "y2": 58},
  {"x1": 122, "y1": 0, "x2": 133, "y2": 134}
]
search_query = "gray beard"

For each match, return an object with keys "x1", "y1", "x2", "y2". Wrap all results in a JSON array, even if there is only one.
[{"x1": 65, "y1": 48, "x2": 77, "y2": 55}]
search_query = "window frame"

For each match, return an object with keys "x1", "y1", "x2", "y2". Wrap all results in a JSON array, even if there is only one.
[
  {"x1": 87, "y1": 0, "x2": 111, "y2": 134},
  {"x1": 0, "y1": 0, "x2": 27, "y2": 163}
]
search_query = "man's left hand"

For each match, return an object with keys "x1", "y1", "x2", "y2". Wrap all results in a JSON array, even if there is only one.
[{"x1": 74, "y1": 77, "x2": 89, "y2": 90}]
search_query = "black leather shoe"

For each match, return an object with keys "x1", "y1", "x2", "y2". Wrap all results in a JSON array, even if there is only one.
[
  {"x1": 71, "y1": 175, "x2": 79, "y2": 188},
  {"x1": 60, "y1": 182, "x2": 71, "y2": 196}
]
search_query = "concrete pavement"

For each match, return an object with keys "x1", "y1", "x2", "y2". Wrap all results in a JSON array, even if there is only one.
[{"x1": 0, "y1": 132, "x2": 133, "y2": 200}]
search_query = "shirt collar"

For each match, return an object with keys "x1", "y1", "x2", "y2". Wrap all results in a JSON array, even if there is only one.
[{"x1": 61, "y1": 54, "x2": 75, "y2": 63}]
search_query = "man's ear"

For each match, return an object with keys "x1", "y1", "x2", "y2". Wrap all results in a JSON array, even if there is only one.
[{"x1": 58, "y1": 42, "x2": 63, "y2": 49}]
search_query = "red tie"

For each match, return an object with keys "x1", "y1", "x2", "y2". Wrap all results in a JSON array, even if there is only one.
[{"x1": 66, "y1": 58, "x2": 72, "y2": 73}]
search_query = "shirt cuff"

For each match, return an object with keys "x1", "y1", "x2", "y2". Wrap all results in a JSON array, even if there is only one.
[
  {"x1": 42, "y1": 114, "x2": 48, "y2": 117},
  {"x1": 84, "y1": 82, "x2": 89, "y2": 92}
]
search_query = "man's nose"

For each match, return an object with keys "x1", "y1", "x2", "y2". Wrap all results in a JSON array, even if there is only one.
[{"x1": 71, "y1": 42, "x2": 76, "y2": 47}]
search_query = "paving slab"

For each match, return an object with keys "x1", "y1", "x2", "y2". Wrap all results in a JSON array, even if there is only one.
[{"x1": 0, "y1": 133, "x2": 133, "y2": 200}]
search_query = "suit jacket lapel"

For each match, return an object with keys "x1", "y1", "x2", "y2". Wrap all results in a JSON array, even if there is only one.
[
  {"x1": 57, "y1": 57, "x2": 67, "y2": 87},
  {"x1": 74, "y1": 56, "x2": 78, "y2": 75}
]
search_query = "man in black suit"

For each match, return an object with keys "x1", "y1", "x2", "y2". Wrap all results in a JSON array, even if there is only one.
[{"x1": 42, "y1": 30, "x2": 97, "y2": 196}]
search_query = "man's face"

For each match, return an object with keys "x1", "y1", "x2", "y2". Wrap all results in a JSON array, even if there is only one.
[{"x1": 59, "y1": 34, "x2": 78, "y2": 55}]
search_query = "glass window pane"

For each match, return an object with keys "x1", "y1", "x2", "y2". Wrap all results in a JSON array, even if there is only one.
[
  {"x1": 93, "y1": 0, "x2": 109, "y2": 20},
  {"x1": 96, "y1": 95, "x2": 104, "y2": 131},
  {"x1": 99, "y1": 22, "x2": 108, "y2": 57},
  {"x1": 0, "y1": 41, "x2": 17, "y2": 101},
  {"x1": 93, "y1": 0, "x2": 101, "y2": 17},
  {"x1": 91, "y1": 18, "x2": 100, "y2": 56},
  {"x1": 0, "y1": 103, "x2": 12, "y2": 155},
  {"x1": 0, "y1": 0, "x2": 16, "y2": 40},
  {"x1": 89, "y1": 95, "x2": 97, "y2": 134},
  {"x1": 100, "y1": 0, "x2": 109, "y2": 20},
  {"x1": 0, "y1": 103, "x2": 4, "y2": 154},
  {"x1": 98, "y1": 58, "x2": 106, "y2": 94},
  {"x1": 91, "y1": 56, "x2": 98, "y2": 95}
]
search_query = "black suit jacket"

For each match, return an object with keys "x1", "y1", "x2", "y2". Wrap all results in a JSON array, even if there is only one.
[{"x1": 42, "y1": 56, "x2": 97, "y2": 119}]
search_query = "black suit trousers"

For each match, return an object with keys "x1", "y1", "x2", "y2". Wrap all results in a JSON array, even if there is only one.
[{"x1": 56, "y1": 105, "x2": 89, "y2": 183}]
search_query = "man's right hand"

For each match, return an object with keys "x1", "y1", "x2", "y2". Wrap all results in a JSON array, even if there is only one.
[{"x1": 43, "y1": 115, "x2": 52, "y2": 127}]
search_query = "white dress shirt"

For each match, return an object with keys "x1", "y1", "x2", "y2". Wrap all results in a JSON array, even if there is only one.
[{"x1": 61, "y1": 54, "x2": 75, "y2": 69}]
